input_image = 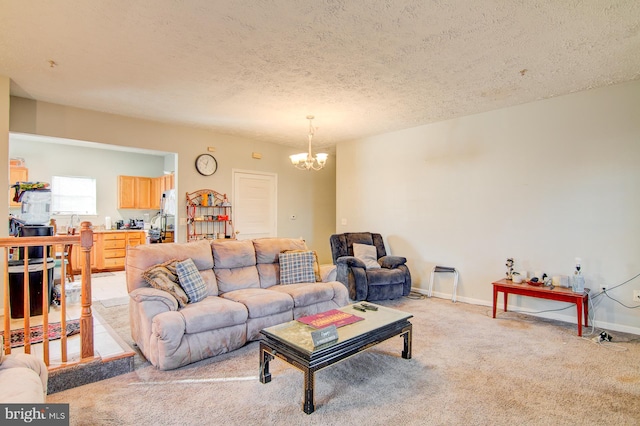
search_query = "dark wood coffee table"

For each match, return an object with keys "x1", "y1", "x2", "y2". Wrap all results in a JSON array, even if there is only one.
[{"x1": 259, "y1": 303, "x2": 412, "y2": 414}]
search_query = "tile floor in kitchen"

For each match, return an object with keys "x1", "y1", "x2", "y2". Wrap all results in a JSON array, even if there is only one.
[{"x1": 1, "y1": 271, "x2": 131, "y2": 367}]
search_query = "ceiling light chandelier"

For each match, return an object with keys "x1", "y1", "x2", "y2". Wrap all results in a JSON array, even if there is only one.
[{"x1": 289, "y1": 115, "x2": 328, "y2": 171}]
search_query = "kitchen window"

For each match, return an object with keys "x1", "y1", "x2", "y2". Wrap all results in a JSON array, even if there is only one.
[{"x1": 51, "y1": 176, "x2": 97, "y2": 215}]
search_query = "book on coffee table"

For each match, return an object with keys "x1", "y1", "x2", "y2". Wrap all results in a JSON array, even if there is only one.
[{"x1": 297, "y1": 309, "x2": 364, "y2": 329}]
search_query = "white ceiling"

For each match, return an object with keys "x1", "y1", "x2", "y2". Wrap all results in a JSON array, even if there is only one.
[{"x1": 1, "y1": 1, "x2": 639, "y2": 151}]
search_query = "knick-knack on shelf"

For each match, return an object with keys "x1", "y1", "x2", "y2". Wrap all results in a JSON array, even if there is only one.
[{"x1": 506, "y1": 258, "x2": 514, "y2": 280}]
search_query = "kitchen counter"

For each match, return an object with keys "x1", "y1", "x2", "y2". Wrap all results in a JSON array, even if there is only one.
[
  {"x1": 57, "y1": 228, "x2": 146, "y2": 235},
  {"x1": 60, "y1": 229, "x2": 147, "y2": 273},
  {"x1": 92, "y1": 229, "x2": 146, "y2": 233}
]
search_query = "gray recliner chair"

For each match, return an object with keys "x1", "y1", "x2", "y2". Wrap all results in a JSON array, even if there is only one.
[{"x1": 330, "y1": 232, "x2": 411, "y2": 301}]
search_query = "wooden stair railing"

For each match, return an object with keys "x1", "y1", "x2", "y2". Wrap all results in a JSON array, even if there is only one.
[{"x1": 0, "y1": 221, "x2": 94, "y2": 367}]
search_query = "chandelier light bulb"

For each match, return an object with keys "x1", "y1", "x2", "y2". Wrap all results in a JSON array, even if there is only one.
[{"x1": 290, "y1": 115, "x2": 328, "y2": 171}]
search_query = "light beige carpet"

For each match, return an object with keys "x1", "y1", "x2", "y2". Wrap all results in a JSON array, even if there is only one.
[{"x1": 49, "y1": 297, "x2": 640, "y2": 425}]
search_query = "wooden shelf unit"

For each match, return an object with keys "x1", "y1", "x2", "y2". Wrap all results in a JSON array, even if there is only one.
[{"x1": 186, "y1": 189, "x2": 234, "y2": 242}]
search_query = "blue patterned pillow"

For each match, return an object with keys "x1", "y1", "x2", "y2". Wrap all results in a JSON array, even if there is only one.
[
  {"x1": 176, "y1": 258, "x2": 208, "y2": 303},
  {"x1": 279, "y1": 250, "x2": 316, "y2": 284}
]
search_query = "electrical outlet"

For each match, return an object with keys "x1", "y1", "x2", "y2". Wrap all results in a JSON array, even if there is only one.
[{"x1": 634, "y1": 290, "x2": 640, "y2": 303}]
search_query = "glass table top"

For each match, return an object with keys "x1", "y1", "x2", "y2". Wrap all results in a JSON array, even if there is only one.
[{"x1": 260, "y1": 303, "x2": 412, "y2": 355}]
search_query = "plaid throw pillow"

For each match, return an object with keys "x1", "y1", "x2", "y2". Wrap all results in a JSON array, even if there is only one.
[
  {"x1": 142, "y1": 259, "x2": 189, "y2": 308},
  {"x1": 175, "y1": 258, "x2": 208, "y2": 303},
  {"x1": 281, "y1": 249, "x2": 322, "y2": 282},
  {"x1": 279, "y1": 250, "x2": 316, "y2": 284}
]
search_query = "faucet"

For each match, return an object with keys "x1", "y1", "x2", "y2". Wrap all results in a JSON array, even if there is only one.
[{"x1": 69, "y1": 214, "x2": 79, "y2": 230}]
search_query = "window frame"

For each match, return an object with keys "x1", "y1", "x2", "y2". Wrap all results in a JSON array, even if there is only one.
[{"x1": 51, "y1": 175, "x2": 97, "y2": 215}]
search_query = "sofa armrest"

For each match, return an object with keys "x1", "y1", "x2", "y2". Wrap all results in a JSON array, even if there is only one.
[
  {"x1": 129, "y1": 288, "x2": 179, "y2": 359},
  {"x1": 129, "y1": 287, "x2": 179, "y2": 312},
  {"x1": 379, "y1": 255, "x2": 407, "y2": 269},
  {"x1": 0, "y1": 353, "x2": 48, "y2": 401},
  {"x1": 319, "y1": 263, "x2": 337, "y2": 282},
  {"x1": 336, "y1": 255, "x2": 367, "y2": 269}
]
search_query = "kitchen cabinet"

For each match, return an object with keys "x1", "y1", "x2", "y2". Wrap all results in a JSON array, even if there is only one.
[
  {"x1": 118, "y1": 175, "x2": 152, "y2": 209},
  {"x1": 118, "y1": 176, "x2": 136, "y2": 208},
  {"x1": 65, "y1": 231, "x2": 145, "y2": 273},
  {"x1": 151, "y1": 178, "x2": 161, "y2": 209},
  {"x1": 136, "y1": 177, "x2": 152, "y2": 209},
  {"x1": 70, "y1": 234, "x2": 98, "y2": 273},
  {"x1": 119, "y1": 174, "x2": 173, "y2": 209},
  {"x1": 127, "y1": 231, "x2": 144, "y2": 247},
  {"x1": 161, "y1": 173, "x2": 174, "y2": 192},
  {"x1": 95, "y1": 230, "x2": 146, "y2": 271},
  {"x1": 98, "y1": 232, "x2": 127, "y2": 270},
  {"x1": 151, "y1": 173, "x2": 175, "y2": 209},
  {"x1": 9, "y1": 166, "x2": 28, "y2": 207}
]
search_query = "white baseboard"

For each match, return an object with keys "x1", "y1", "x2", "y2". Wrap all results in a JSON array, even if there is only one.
[{"x1": 411, "y1": 287, "x2": 640, "y2": 336}]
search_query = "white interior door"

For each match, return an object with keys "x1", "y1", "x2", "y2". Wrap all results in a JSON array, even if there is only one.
[{"x1": 232, "y1": 170, "x2": 277, "y2": 240}]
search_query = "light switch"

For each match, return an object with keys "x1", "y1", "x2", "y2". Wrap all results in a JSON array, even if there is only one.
[{"x1": 341, "y1": 218, "x2": 347, "y2": 225}]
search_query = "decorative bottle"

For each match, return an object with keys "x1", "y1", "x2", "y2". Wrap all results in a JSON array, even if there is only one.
[{"x1": 571, "y1": 258, "x2": 585, "y2": 293}]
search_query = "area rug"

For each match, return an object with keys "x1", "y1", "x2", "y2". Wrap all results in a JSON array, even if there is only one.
[
  {"x1": 2, "y1": 319, "x2": 80, "y2": 348},
  {"x1": 47, "y1": 297, "x2": 640, "y2": 425},
  {"x1": 98, "y1": 297, "x2": 129, "y2": 308}
]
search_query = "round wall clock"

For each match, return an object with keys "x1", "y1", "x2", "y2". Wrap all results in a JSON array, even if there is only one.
[{"x1": 195, "y1": 154, "x2": 217, "y2": 176}]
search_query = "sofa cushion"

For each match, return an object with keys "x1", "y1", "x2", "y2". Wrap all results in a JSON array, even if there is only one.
[
  {"x1": 212, "y1": 239, "x2": 256, "y2": 269},
  {"x1": 279, "y1": 250, "x2": 316, "y2": 284},
  {"x1": 126, "y1": 240, "x2": 215, "y2": 293},
  {"x1": 176, "y1": 258, "x2": 209, "y2": 303},
  {"x1": 142, "y1": 259, "x2": 189, "y2": 308},
  {"x1": 252, "y1": 238, "x2": 310, "y2": 288},
  {"x1": 269, "y1": 282, "x2": 336, "y2": 308},
  {"x1": 220, "y1": 288, "x2": 294, "y2": 318},
  {"x1": 352, "y1": 243, "x2": 381, "y2": 270},
  {"x1": 215, "y1": 266, "x2": 261, "y2": 293},
  {"x1": 253, "y1": 237, "x2": 307, "y2": 264},
  {"x1": 179, "y1": 296, "x2": 248, "y2": 334},
  {"x1": 256, "y1": 263, "x2": 279, "y2": 289}
]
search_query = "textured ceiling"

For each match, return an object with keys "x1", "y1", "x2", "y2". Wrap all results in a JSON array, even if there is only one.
[{"x1": 1, "y1": 1, "x2": 639, "y2": 151}]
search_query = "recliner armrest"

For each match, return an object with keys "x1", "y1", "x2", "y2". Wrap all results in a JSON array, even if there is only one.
[
  {"x1": 379, "y1": 255, "x2": 407, "y2": 269},
  {"x1": 129, "y1": 287, "x2": 179, "y2": 311},
  {"x1": 336, "y1": 256, "x2": 367, "y2": 269}
]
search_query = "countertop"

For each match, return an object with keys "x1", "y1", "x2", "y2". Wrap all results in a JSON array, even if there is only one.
[
  {"x1": 93, "y1": 229, "x2": 146, "y2": 233},
  {"x1": 56, "y1": 228, "x2": 147, "y2": 235}
]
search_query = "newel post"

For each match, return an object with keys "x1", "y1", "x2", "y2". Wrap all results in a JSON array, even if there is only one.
[{"x1": 79, "y1": 221, "x2": 94, "y2": 360}]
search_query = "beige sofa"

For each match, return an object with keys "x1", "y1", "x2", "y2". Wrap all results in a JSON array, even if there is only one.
[
  {"x1": 0, "y1": 352, "x2": 48, "y2": 403},
  {"x1": 126, "y1": 238, "x2": 349, "y2": 370}
]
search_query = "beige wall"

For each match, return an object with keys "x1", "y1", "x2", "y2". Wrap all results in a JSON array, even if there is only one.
[
  {"x1": 7, "y1": 97, "x2": 336, "y2": 262},
  {"x1": 336, "y1": 80, "x2": 640, "y2": 334},
  {"x1": 9, "y1": 135, "x2": 166, "y2": 226}
]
